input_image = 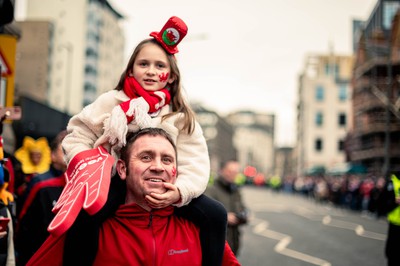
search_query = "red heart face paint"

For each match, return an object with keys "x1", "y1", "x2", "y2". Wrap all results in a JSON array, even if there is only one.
[
  {"x1": 172, "y1": 167, "x2": 177, "y2": 177},
  {"x1": 159, "y1": 72, "x2": 169, "y2": 83}
]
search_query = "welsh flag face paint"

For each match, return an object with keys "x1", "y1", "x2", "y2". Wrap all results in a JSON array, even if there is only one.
[
  {"x1": 159, "y1": 72, "x2": 169, "y2": 83},
  {"x1": 172, "y1": 167, "x2": 177, "y2": 178}
]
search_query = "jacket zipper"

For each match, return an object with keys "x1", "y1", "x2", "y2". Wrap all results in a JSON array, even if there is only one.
[{"x1": 148, "y1": 212, "x2": 156, "y2": 266}]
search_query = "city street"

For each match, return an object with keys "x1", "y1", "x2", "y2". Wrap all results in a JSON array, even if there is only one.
[{"x1": 237, "y1": 186, "x2": 387, "y2": 266}]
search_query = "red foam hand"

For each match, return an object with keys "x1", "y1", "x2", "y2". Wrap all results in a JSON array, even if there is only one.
[{"x1": 48, "y1": 146, "x2": 114, "y2": 236}]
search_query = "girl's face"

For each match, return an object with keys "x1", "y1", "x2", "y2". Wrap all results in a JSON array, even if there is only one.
[{"x1": 132, "y1": 43, "x2": 175, "y2": 91}]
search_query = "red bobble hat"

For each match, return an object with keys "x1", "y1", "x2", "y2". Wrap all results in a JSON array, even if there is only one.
[{"x1": 150, "y1": 16, "x2": 188, "y2": 54}]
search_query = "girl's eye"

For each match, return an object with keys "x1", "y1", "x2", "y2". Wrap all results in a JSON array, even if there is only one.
[
  {"x1": 138, "y1": 62, "x2": 148, "y2": 67},
  {"x1": 157, "y1": 63, "x2": 166, "y2": 68}
]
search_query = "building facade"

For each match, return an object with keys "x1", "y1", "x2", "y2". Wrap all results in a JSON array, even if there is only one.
[
  {"x1": 275, "y1": 146, "x2": 295, "y2": 179},
  {"x1": 14, "y1": 21, "x2": 52, "y2": 103},
  {"x1": 351, "y1": 0, "x2": 400, "y2": 176},
  {"x1": 16, "y1": 0, "x2": 125, "y2": 115},
  {"x1": 296, "y1": 53, "x2": 354, "y2": 176},
  {"x1": 226, "y1": 110, "x2": 275, "y2": 177},
  {"x1": 193, "y1": 104, "x2": 236, "y2": 178}
]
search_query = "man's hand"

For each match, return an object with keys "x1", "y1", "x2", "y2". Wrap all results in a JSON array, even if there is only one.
[
  {"x1": 145, "y1": 183, "x2": 181, "y2": 209},
  {"x1": 396, "y1": 196, "x2": 400, "y2": 205},
  {"x1": 227, "y1": 212, "x2": 239, "y2": 226},
  {"x1": 48, "y1": 146, "x2": 114, "y2": 236}
]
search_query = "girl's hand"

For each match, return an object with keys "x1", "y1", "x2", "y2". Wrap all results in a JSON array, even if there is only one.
[
  {"x1": 145, "y1": 183, "x2": 181, "y2": 209},
  {"x1": 0, "y1": 229, "x2": 6, "y2": 239}
]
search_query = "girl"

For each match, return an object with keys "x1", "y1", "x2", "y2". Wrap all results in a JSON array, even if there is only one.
[{"x1": 60, "y1": 16, "x2": 227, "y2": 265}]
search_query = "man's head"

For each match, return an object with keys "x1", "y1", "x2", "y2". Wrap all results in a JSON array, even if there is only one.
[
  {"x1": 220, "y1": 160, "x2": 240, "y2": 184},
  {"x1": 50, "y1": 130, "x2": 68, "y2": 172},
  {"x1": 117, "y1": 128, "x2": 177, "y2": 211}
]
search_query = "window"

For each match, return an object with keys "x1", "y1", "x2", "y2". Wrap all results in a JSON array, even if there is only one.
[
  {"x1": 85, "y1": 65, "x2": 97, "y2": 75},
  {"x1": 338, "y1": 84, "x2": 347, "y2": 101},
  {"x1": 383, "y1": 2, "x2": 400, "y2": 29},
  {"x1": 338, "y1": 113, "x2": 346, "y2": 126},
  {"x1": 338, "y1": 140, "x2": 344, "y2": 151},
  {"x1": 86, "y1": 47, "x2": 98, "y2": 58},
  {"x1": 315, "y1": 112, "x2": 323, "y2": 126},
  {"x1": 324, "y1": 64, "x2": 330, "y2": 76},
  {"x1": 324, "y1": 64, "x2": 339, "y2": 77},
  {"x1": 315, "y1": 138, "x2": 323, "y2": 152},
  {"x1": 316, "y1": 85, "x2": 324, "y2": 101}
]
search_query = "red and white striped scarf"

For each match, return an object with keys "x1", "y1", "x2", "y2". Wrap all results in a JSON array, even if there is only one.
[{"x1": 123, "y1": 76, "x2": 171, "y2": 114}]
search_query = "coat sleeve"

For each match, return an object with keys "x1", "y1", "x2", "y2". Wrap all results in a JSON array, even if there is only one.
[
  {"x1": 6, "y1": 209, "x2": 15, "y2": 266},
  {"x1": 62, "y1": 91, "x2": 119, "y2": 163},
  {"x1": 173, "y1": 119, "x2": 210, "y2": 206},
  {"x1": 222, "y1": 241, "x2": 241, "y2": 266},
  {"x1": 26, "y1": 234, "x2": 65, "y2": 266}
]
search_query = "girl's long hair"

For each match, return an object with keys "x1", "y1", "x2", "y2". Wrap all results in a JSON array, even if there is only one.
[{"x1": 114, "y1": 39, "x2": 195, "y2": 134}]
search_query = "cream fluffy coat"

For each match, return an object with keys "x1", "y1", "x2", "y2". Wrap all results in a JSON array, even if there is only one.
[{"x1": 62, "y1": 90, "x2": 210, "y2": 206}]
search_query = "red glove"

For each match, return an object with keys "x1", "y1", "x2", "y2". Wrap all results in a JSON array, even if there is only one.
[{"x1": 48, "y1": 146, "x2": 114, "y2": 236}]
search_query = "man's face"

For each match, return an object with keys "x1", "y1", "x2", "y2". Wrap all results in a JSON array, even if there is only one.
[
  {"x1": 30, "y1": 151, "x2": 42, "y2": 165},
  {"x1": 222, "y1": 161, "x2": 239, "y2": 183},
  {"x1": 117, "y1": 134, "x2": 177, "y2": 208},
  {"x1": 51, "y1": 145, "x2": 67, "y2": 172}
]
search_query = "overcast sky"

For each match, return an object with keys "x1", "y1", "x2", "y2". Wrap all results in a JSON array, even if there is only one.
[{"x1": 15, "y1": 0, "x2": 378, "y2": 146}]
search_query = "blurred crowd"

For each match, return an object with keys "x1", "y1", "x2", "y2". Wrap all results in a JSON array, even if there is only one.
[
  {"x1": 0, "y1": 109, "x2": 67, "y2": 266},
  {"x1": 247, "y1": 173, "x2": 388, "y2": 218}
]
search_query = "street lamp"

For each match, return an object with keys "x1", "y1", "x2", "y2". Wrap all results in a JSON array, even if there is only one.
[{"x1": 58, "y1": 42, "x2": 73, "y2": 114}]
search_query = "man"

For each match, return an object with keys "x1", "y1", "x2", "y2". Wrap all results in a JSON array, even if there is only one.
[
  {"x1": 206, "y1": 160, "x2": 248, "y2": 255},
  {"x1": 380, "y1": 174, "x2": 400, "y2": 266},
  {"x1": 15, "y1": 130, "x2": 67, "y2": 266},
  {"x1": 27, "y1": 128, "x2": 239, "y2": 266}
]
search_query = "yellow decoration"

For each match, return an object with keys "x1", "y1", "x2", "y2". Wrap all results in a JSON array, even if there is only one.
[
  {"x1": 0, "y1": 136, "x2": 3, "y2": 160},
  {"x1": 0, "y1": 183, "x2": 14, "y2": 205},
  {"x1": 14, "y1": 136, "x2": 51, "y2": 174}
]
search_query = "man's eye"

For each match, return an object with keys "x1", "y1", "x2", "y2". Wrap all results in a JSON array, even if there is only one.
[
  {"x1": 141, "y1": 155, "x2": 151, "y2": 161},
  {"x1": 162, "y1": 157, "x2": 173, "y2": 164}
]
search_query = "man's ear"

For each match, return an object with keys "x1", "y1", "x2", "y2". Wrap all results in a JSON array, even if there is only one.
[{"x1": 116, "y1": 159, "x2": 127, "y2": 180}]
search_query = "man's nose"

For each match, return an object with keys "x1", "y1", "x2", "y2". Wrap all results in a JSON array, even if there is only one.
[{"x1": 150, "y1": 160, "x2": 164, "y2": 172}]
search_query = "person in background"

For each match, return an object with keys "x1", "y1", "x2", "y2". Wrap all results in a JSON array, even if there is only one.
[
  {"x1": 13, "y1": 136, "x2": 51, "y2": 215},
  {"x1": 0, "y1": 111, "x2": 16, "y2": 266},
  {"x1": 205, "y1": 160, "x2": 248, "y2": 256},
  {"x1": 0, "y1": 194, "x2": 15, "y2": 266},
  {"x1": 27, "y1": 128, "x2": 239, "y2": 266},
  {"x1": 0, "y1": 111, "x2": 16, "y2": 214},
  {"x1": 368, "y1": 176, "x2": 386, "y2": 218},
  {"x1": 379, "y1": 173, "x2": 400, "y2": 266},
  {"x1": 14, "y1": 137, "x2": 51, "y2": 177},
  {"x1": 15, "y1": 130, "x2": 67, "y2": 266}
]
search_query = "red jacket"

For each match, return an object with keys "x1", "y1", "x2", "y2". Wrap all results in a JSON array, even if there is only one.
[{"x1": 28, "y1": 203, "x2": 240, "y2": 266}]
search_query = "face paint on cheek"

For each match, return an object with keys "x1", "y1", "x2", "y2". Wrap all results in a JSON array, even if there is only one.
[
  {"x1": 171, "y1": 167, "x2": 177, "y2": 178},
  {"x1": 159, "y1": 72, "x2": 169, "y2": 83}
]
